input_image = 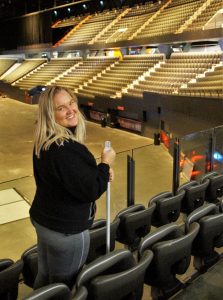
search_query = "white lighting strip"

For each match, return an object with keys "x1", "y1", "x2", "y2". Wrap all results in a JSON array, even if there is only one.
[{"x1": 0, "y1": 63, "x2": 21, "y2": 80}]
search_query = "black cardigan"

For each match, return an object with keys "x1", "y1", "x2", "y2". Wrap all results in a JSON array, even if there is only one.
[{"x1": 30, "y1": 139, "x2": 110, "y2": 234}]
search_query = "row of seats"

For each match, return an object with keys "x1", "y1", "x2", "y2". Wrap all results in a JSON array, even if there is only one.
[
  {"x1": 1, "y1": 171, "x2": 223, "y2": 299},
  {"x1": 127, "y1": 53, "x2": 222, "y2": 99},
  {"x1": 1, "y1": 53, "x2": 221, "y2": 100},
  {"x1": 185, "y1": 0, "x2": 222, "y2": 32},
  {"x1": 51, "y1": 0, "x2": 220, "y2": 46},
  {"x1": 13, "y1": 59, "x2": 80, "y2": 90}
]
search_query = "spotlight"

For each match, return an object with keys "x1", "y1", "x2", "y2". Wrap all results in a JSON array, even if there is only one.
[
  {"x1": 67, "y1": 7, "x2": 71, "y2": 13},
  {"x1": 100, "y1": 1, "x2": 104, "y2": 6},
  {"x1": 83, "y1": 4, "x2": 87, "y2": 9},
  {"x1": 54, "y1": 10, "x2": 57, "y2": 16},
  {"x1": 213, "y1": 152, "x2": 223, "y2": 162}
]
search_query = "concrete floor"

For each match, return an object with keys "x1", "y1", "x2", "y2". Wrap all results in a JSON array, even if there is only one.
[{"x1": 0, "y1": 96, "x2": 221, "y2": 299}]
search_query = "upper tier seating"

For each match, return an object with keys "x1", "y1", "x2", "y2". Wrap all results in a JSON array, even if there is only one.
[
  {"x1": 94, "y1": 3, "x2": 160, "y2": 43},
  {"x1": 52, "y1": 15, "x2": 87, "y2": 28},
  {"x1": 51, "y1": 0, "x2": 221, "y2": 47},
  {"x1": 185, "y1": 0, "x2": 223, "y2": 32},
  {"x1": 135, "y1": 0, "x2": 205, "y2": 39},
  {"x1": 59, "y1": 9, "x2": 122, "y2": 47}
]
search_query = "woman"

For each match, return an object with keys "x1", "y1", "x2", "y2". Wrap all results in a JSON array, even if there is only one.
[{"x1": 30, "y1": 86, "x2": 116, "y2": 289}]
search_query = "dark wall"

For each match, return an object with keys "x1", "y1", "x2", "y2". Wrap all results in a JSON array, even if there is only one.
[
  {"x1": 78, "y1": 93, "x2": 223, "y2": 138},
  {"x1": 0, "y1": 12, "x2": 52, "y2": 50},
  {"x1": 130, "y1": 92, "x2": 223, "y2": 137}
]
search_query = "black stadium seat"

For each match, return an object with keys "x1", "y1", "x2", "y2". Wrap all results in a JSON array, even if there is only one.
[
  {"x1": 87, "y1": 217, "x2": 120, "y2": 263},
  {"x1": 149, "y1": 190, "x2": 185, "y2": 226},
  {"x1": 177, "y1": 179, "x2": 209, "y2": 214},
  {"x1": 115, "y1": 203, "x2": 156, "y2": 251},
  {"x1": 186, "y1": 203, "x2": 223, "y2": 272},
  {"x1": 21, "y1": 244, "x2": 38, "y2": 288},
  {"x1": 138, "y1": 222, "x2": 199, "y2": 299},
  {"x1": 75, "y1": 249, "x2": 153, "y2": 300},
  {"x1": 22, "y1": 283, "x2": 88, "y2": 300},
  {"x1": 201, "y1": 171, "x2": 223, "y2": 203},
  {"x1": 0, "y1": 258, "x2": 24, "y2": 300}
]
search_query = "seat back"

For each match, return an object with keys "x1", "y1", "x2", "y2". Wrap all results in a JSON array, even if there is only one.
[
  {"x1": 150, "y1": 190, "x2": 185, "y2": 226},
  {"x1": 201, "y1": 171, "x2": 223, "y2": 203},
  {"x1": 178, "y1": 180, "x2": 209, "y2": 214},
  {"x1": 22, "y1": 283, "x2": 73, "y2": 300},
  {"x1": 116, "y1": 203, "x2": 156, "y2": 250},
  {"x1": 0, "y1": 259, "x2": 24, "y2": 300},
  {"x1": 21, "y1": 245, "x2": 38, "y2": 288},
  {"x1": 138, "y1": 222, "x2": 199, "y2": 298},
  {"x1": 87, "y1": 217, "x2": 120, "y2": 263},
  {"x1": 0, "y1": 259, "x2": 13, "y2": 271},
  {"x1": 76, "y1": 249, "x2": 153, "y2": 300},
  {"x1": 186, "y1": 203, "x2": 223, "y2": 270}
]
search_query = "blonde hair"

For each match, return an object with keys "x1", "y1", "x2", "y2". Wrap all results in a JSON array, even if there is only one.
[{"x1": 34, "y1": 86, "x2": 86, "y2": 158}]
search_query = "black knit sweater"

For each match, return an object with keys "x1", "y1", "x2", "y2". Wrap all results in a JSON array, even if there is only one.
[{"x1": 30, "y1": 139, "x2": 110, "y2": 234}]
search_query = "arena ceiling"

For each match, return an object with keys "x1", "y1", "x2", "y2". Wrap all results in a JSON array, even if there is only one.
[{"x1": 0, "y1": 0, "x2": 158, "y2": 20}]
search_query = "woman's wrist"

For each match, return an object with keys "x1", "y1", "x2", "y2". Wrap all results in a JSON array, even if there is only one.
[{"x1": 101, "y1": 160, "x2": 110, "y2": 166}]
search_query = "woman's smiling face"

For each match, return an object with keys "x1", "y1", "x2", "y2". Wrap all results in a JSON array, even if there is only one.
[{"x1": 53, "y1": 90, "x2": 79, "y2": 128}]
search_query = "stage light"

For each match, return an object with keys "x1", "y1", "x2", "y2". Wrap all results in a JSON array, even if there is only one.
[
  {"x1": 213, "y1": 152, "x2": 223, "y2": 161},
  {"x1": 67, "y1": 7, "x2": 71, "y2": 13},
  {"x1": 100, "y1": 1, "x2": 104, "y2": 6},
  {"x1": 54, "y1": 10, "x2": 57, "y2": 16},
  {"x1": 83, "y1": 4, "x2": 87, "y2": 9}
]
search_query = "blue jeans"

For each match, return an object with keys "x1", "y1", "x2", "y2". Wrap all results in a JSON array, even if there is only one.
[{"x1": 32, "y1": 220, "x2": 90, "y2": 289}]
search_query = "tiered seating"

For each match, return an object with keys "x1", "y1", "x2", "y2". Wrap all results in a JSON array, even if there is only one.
[
  {"x1": 94, "y1": 3, "x2": 158, "y2": 43},
  {"x1": 127, "y1": 52, "x2": 222, "y2": 98},
  {"x1": 13, "y1": 58, "x2": 80, "y2": 90},
  {"x1": 53, "y1": 57, "x2": 118, "y2": 91},
  {"x1": 0, "y1": 59, "x2": 16, "y2": 76},
  {"x1": 2, "y1": 170, "x2": 223, "y2": 299},
  {"x1": 185, "y1": 0, "x2": 223, "y2": 32},
  {"x1": 3, "y1": 59, "x2": 45, "y2": 84},
  {"x1": 179, "y1": 64, "x2": 223, "y2": 99},
  {"x1": 60, "y1": 9, "x2": 121, "y2": 47},
  {"x1": 77, "y1": 54, "x2": 164, "y2": 98},
  {"x1": 135, "y1": 0, "x2": 205, "y2": 39},
  {"x1": 52, "y1": 15, "x2": 87, "y2": 28}
]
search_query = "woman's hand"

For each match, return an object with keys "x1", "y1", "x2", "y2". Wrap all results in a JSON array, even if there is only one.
[
  {"x1": 101, "y1": 147, "x2": 116, "y2": 166},
  {"x1": 109, "y1": 168, "x2": 114, "y2": 182}
]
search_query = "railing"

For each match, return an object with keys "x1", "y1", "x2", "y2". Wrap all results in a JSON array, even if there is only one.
[
  {"x1": 1, "y1": 124, "x2": 222, "y2": 221},
  {"x1": 172, "y1": 124, "x2": 223, "y2": 189}
]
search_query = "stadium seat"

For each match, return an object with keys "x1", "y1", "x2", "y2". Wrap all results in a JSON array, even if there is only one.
[
  {"x1": 87, "y1": 217, "x2": 120, "y2": 263},
  {"x1": 138, "y1": 222, "x2": 199, "y2": 299},
  {"x1": 115, "y1": 203, "x2": 156, "y2": 251},
  {"x1": 75, "y1": 248, "x2": 153, "y2": 300},
  {"x1": 201, "y1": 171, "x2": 223, "y2": 203},
  {"x1": 22, "y1": 283, "x2": 88, "y2": 300},
  {"x1": 177, "y1": 179, "x2": 209, "y2": 214},
  {"x1": 186, "y1": 203, "x2": 223, "y2": 272},
  {"x1": 149, "y1": 190, "x2": 185, "y2": 226},
  {"x1": 21, "y1": 244, "x2": 38, "y2": 288},
  {"x1": 0, "y1": 258, "x2": 24, "y2": 300}
]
